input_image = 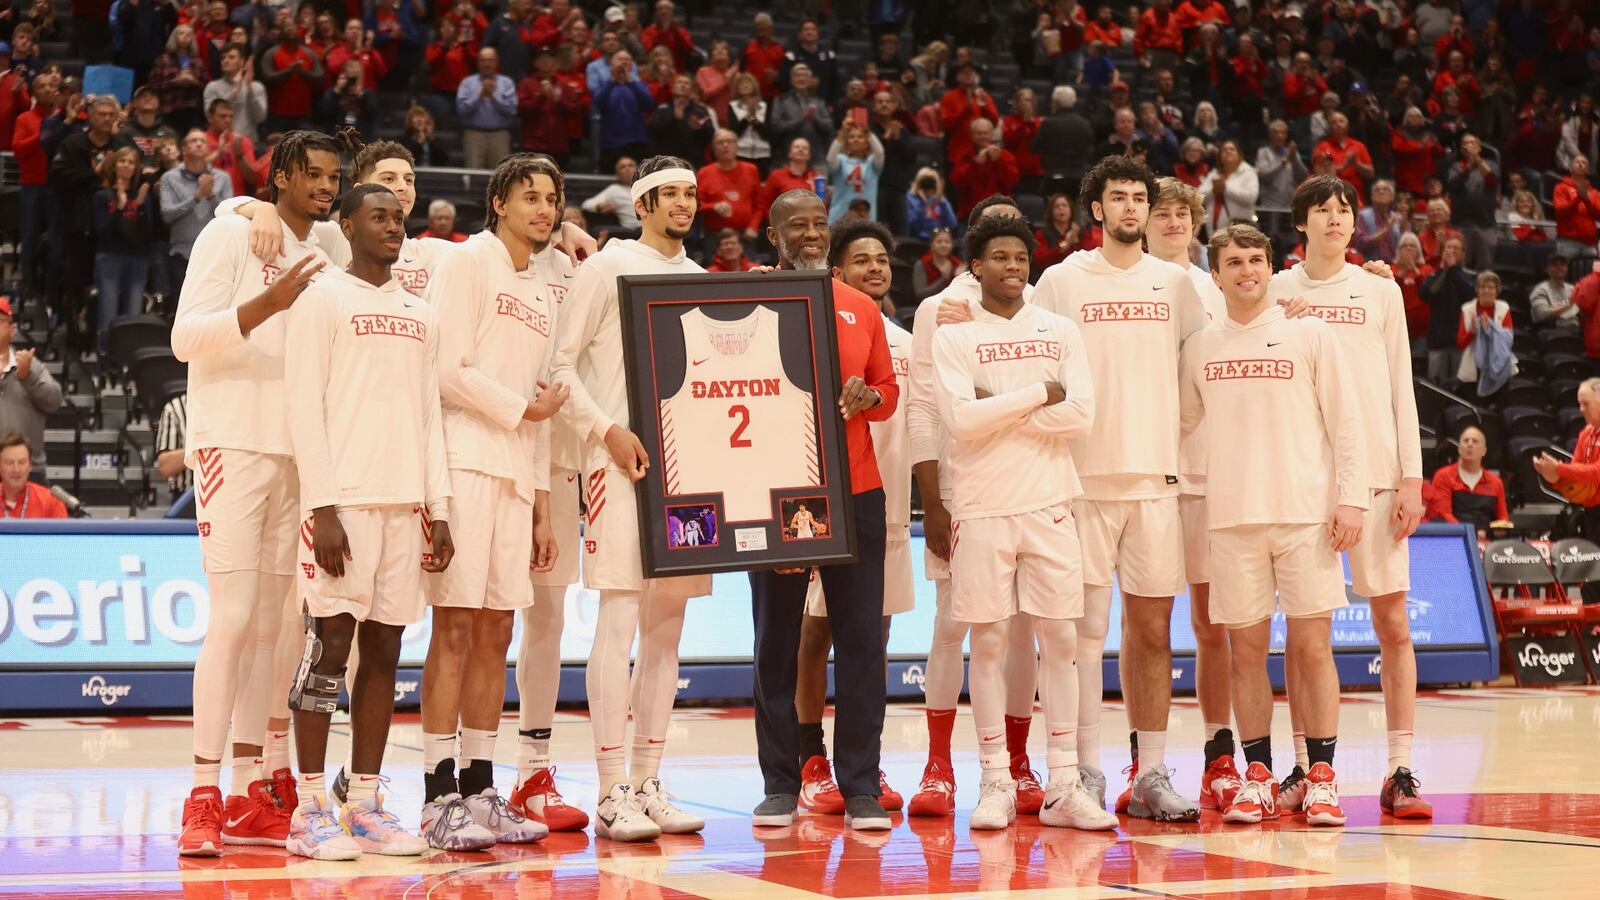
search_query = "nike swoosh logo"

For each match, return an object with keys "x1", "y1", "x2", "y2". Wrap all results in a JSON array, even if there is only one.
[
  {"x1": 1050, "y1": 730, "x2": 1070, "y2": 736},
  {"x1": 600, "y1": 745, "x2": 622, "y2": 752},
  {"x1": 599, "y1": 812, "x2": 616, "y2": 827},
  {"x1": 566, "y1": 475, "x2": 577, "y2": 483},
  {"x1": 647, "y1": 738, "x2": 666, "y2": 744},
  {"x1": 224, "y1": 815, "x2": 251, "y2": 829},
  {"x1": 1349, "y1": 294, "x2": 1361, "y2": 299},
  {"x1": 1053, "y1": 515, "x2": 1067, "y2": 524},
  {"x1": 1152, "y1": 286, "x2": 1165, "y2": 291},
  {"x1": 1036, "y1": 327, "x2": 1049, "y2": 333},
  {"x1": 1043, "y1": 798, "x2": 1061, "y2": 810},
  {"x1": 692, "y1": 358, "x2": 709, "y2": 366},
  {"x1": 1267, "y1": 341, "x2": 1281, "y2": 347}
]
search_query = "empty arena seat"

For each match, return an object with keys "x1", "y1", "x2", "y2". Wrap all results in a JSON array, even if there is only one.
[
  {"x1": 1483, "y1": 540, "x2": 1556, "y2": 590},
  {"x1": 1503, "y1": 406, "x2": 1558, "y2": 440},
  {"x1": 1550, "y1": 538, "x2": 1600, "y2": 601}
]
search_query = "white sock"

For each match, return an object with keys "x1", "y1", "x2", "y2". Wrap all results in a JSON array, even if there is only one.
[
  {"x1": 630, "y1": 734, "x2": 665, "y2": 785},
  {"x1": 1045, "y1": 722, "x2": 1078, "y2": 788},
  {"x1": 1076, "y1": 585, "x2": 1111, "y2": 770},
  {"x1": 422, "y1": 731, "x2": 457, "y2": 774},
  {"x1": 193, "y1": 762, "x2": 221, "y2": 789},
  {"x1": 516, "y1": 729, "x2": 552, "y2": 785},
  {"x1": 971, "y1": 622, "x2": 1011, "y2": 780},
  {"x1": 1136, "y1": 730, "x2": 1167, "y2": 771},
  {"x1": 1077, "y1": 721, "x2": 1102, "y2": 771},
  {"x1": 346, "y1": 772, "x2": 379, "y2": 804},
  {"x1": 1293, "y1": 732, "x2": 1309, "y2": 771},
  {"x1": 296, "y1": 772, "x2": 325, "y2": 810},
  {"x1": 1387, "y1": 730, "x2": 1413, "y2": 774},
  {"x1": 596, "y1": 745, "x2": 628, "y2": 799},
  {"x1": 263, "y1": 730, "x2": 291, "y2": 775},
  {"x1": 1204, "y1": 722, "x2": 1228, "y2": 741},
  {"x1": 230, "y1": 756, "x2": 263, "y2": 794},
  {"x1": 459, "y1": 727, "x2": 497, "y2": 768}
]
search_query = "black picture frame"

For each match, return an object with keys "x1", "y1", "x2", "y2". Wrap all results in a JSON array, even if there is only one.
[{"x1": 618, "y1": 271, "x2": 858, "y2": 577}]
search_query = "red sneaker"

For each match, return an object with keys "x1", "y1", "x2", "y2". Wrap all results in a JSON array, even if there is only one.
[
  {"x1": 799, "y1": 755, "x2": 845, "y2": 814},
  {"x1": 1200, "y1": 755, "x2": 1244, "y2": 811},
  {"x1": 907, "y1": 757, "x2": 955, "y2": 817},
  {"x1": 179, "y1": 786, "x2": 225, "y2": 857},
  {"x1": 1302, "y1": 762, "x2": 1346, "y2": 827},
  {"x1": 1114, "y1": 761, "x2": 1138, "y2": 815},
  {"x1": 1012, "y1": 759, "x2": 1044, "y2": 816},
  {"x1": 1380, "y1": 767, "x2": 1433, "y2": 819},
  {"x1": 876, "y1": 770, "x2": 903, "y2": 812},
  {"x1": 270, "y1": 767, "x2": 298, "y2": 810},
  {"x1": 1221, "y1": 762, "x2": 1279, "y2": 824},
  {"x1": 509, "y1": 766, "x2": 591, "y2": 831},
  {"x1": 222, "y1": 780, "x2": 290, "y2": 847}
]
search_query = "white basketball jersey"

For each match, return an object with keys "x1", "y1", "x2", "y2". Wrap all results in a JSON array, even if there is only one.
[{"x1": 660, "y1": 306, "x2": 819, "y2": 523}]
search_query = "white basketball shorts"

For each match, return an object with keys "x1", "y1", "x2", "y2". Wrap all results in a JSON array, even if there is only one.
[
  {"x1": 949, "y1": 503, "x2": 1083, "y2": 624},
  {"x1": 297, "y1": 504, "x2": 426, "y2": 626},
  {"x1": 193, "y1": 448, "x2": 298, "y2": 576},
  {"x1": 1208, "y1": 523, "x2": 1348, "y2": 627},
  {"x1": 426, "y1": 469, "x2": 533, "y2": 611}
]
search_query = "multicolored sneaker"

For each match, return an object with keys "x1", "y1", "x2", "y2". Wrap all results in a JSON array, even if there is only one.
[
  {"x1": 1039, "y1": 777, "x2": 1118, "y2": 831},
  {"x1": 222, "y1": 780, "x2": 290, "y2": 846},
  {"x1": 339, "y1": 795, "x2": 426, "y2": 856},
  {"x1": 420, "y1": 793, "x2": 496, "y2": 851},
  {"x1": 1380, "y1": 767, "x2": 1433, "y2": 819},
  {"x1": 1278, "y1": 765, "x2": 1309, "y2": 813},
  {"x1": 636, "y1": 778, "x2": 703, "y2": 834},
  {"x1": 286, "y1": 797, "x2": 362, "y2": 861},
  {"x1": 1127, "y1": 764, "x2": 1200, "y2": 823},
  {"x1": 1012, "y1": 760, "x2": 1044, "y2": 816},
  {"x1": 464, "y1": 787, "x2": 548, "y2": 843},
  {"x1": 270, "y1": 767, "x2": 299, "y2": 811},
  {"x1": 594, "y1": 783, "x2": 661, "y2": 842},
  {"x1": 1222, "y1": 762, "x2": 1279, "y2": 824},
  {"x1": 509, "y1": 767, "x2": 590, "y2": 831},
  {"x1": 908, "y1": 757, "x2": 956, "y2": 817},
  {"x1": 1114, "y1": 761, "x2": 1138, "y2": 815},
  {"x1": 877, "y1": 771, "x2": 903, "y2": 812},
  {"x1": 799, "y1": 755, "x2": 846, "y2": 814},
  {"x1": 1200, "y1": 755, "x2": 1244, "y2": 811},
  {"x1": 178, "y1": 786, "x2": 225, "y2": 857},
  {"x1": 1302, "y1": 763, "x2": 1346, "y2": 827}
]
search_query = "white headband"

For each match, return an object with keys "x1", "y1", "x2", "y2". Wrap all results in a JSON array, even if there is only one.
[{"x1": 630, "y1": 167, "x2": 697, "y2": 203}]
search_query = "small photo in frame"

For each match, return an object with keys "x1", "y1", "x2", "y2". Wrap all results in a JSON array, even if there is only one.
[
  {"x1": 666, "y1": 504, "x2": 719, "y2": 549},
  {"x1": 781, "y1": 496, "x2": 830, "y2": 541}
]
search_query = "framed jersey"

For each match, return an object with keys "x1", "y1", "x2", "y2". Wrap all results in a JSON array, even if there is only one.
[{"x1": 618, "y1": 271, "x2": 858, "y2": 577}]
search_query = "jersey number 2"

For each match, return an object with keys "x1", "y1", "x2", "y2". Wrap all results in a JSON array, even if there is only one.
[{"x1": 728, "y1": 405, "x2": 752, "y2": 448}]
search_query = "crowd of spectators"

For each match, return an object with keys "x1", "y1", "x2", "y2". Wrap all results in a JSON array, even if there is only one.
[{"x1": 13, "y1": 1, "x2": 1600, "y2": 499}]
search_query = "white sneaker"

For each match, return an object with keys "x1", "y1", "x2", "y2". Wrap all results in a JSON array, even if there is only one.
[
  {"x1": 969, "y1": 777, "x2": 1016, "y2": 831},
  {"x1": 636, "y1": 777, "x2": 704, "y2": 834},
  {"x1": 1039, "y1": 777, "x2": 1119, "y2": 831},
  {"x1": 594, "y1": 783, "x2": 662, "y2": 842},
  {"x1": 420, "y1": 793, "x2": 496, "y2": 851},
  {"x1": 464, "y1": 787, "x2": 548, "y2": 843}
]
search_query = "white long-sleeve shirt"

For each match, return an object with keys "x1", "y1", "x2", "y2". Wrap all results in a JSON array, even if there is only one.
[
  {"x1": 933, "y1": 302, "x2": 1094, "y2": 519},
  {"x1": 878, "y1": 315, "x2": 913, "y2": 529},
  {"x1": 427, "y1": 231, "x2": 555, "y2": 501},
  {"x1": 550, "y1": 239, "x2": 705, "y2": 447},
  {"x1": 533, "y1": 242, "x2": 583, "y2": 472},
  {"x1": 1269, "y1": 262, "x2": 1423, "y2": 491},
  {"x1": 170, "y1": 215, "x2": 332, "y2": 463},
  {"x1": 1030, "y1": 249, "x2": 1207, "y2": 500},
  {"x1": 1180, "y1": 305, "x2": 1369, "y2": 528},
  {"x1": 1178, "y1": 263, "x2": 1227, "y2": 495},
  {"x1": 907, "y1": 271, "x2": 1035, "y2": 490},
  {"x1": 284, "y1": 268, "x2": 451, "y2": 520},
  {"x1": 215, "y1": 195, "x2": 353, "y2": 269}
]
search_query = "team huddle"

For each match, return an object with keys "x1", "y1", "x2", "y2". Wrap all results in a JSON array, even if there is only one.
[{"x1": 170, "y1": 133, "x2": 1430, "y2": 860}]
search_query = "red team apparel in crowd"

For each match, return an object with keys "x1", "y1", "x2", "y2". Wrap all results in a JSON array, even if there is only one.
[
  {"x1": 829, "y1": 279, "x2": 899, "y2": 495},
  {"x1": 284, "y1": 267, "x2": 452, "y2": 626},
  {"x1": 659, "y1": 306, "x2": 819, "y2": 522}
]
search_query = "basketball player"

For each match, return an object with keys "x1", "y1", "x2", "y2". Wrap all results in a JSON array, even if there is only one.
[
  {"x1": 932, "y1": 213, "x2": 1117, "y2": 832},
  {"x1": 1031, "y1": 155, "x2": 1206, "y2": 821},
  {"x1": 418, "y1": 154, "x2": 567, "y2": 849},
  {"x1": 1181, "y1": 222, "x2": 1368, "y2": 827},
  {"x1": 907, "y1": 196, "x2": 1045, "y2": 819},
  {"x1": 281, "y1": 184, "x2": 451, "y2": 859},
  {"x1": 1144, "y1": 179, "x2": 1239, "y2": 810},
  {"x1": 1268, "y1": 175, "x2": 1428, "y2": 818},
  {"x1": 549, "y1": 156, "x2": 714, "y2": 841},
  {"x1": 171, "y1": 131, "x2": 337, "y2": 856},
  {"x1": 792, "y1": 220, "x2": 913, "y2": 816},
  {"x1": 747, "y1": 189, "x2": 899, "y2": 832},
  {"x1": 792, "y1": 503, "x2": 818, "y2": 538},
  {"x1": 507, "y1": 190, "x2": 591, "y2": 834}
]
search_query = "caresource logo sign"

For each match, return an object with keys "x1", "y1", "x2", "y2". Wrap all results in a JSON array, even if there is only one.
[
  {"x1": 1489, "y1": 548, "x2": 1545, "y2": 566},
  {"x1": 1557, "y1": 546, "x2": 1600, "y2": 566},
  {"x1": 81, "y1": 675, "x2": 133, "y2": 706},
  {"x1": 1516, "y1": 642, "x2": 1578, "y2": 678}
]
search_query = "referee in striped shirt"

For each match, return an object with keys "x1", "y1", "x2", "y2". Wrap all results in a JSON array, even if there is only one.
[{"x1": 155, "y1": 393, "x2": 190, "y2": 496}]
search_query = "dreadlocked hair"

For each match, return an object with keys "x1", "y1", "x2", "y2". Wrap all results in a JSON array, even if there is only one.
[
  {"x1": 269, "y1": 129, "x2": 342, "y2": 202},
  {"x1": 635, "y1": 155, "x2": 693, "y2": 214},
  {"x1": 484, "y1": 153, "x2": 566, "y2": 231}
]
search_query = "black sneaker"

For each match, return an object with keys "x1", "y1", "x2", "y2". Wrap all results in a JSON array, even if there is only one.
[
  {"x1": 844, "y1": 794, "x2": 891, "y2": 831},
  {"x1": 329, "y1": 768, "x2": 349, "y2": 805},
  {"x1": 752, "y1": 793, "x2": 798, "y2": 827},
  {"x1": 1278, "y1": 764, "x2": 1309, "y2": 813}
]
